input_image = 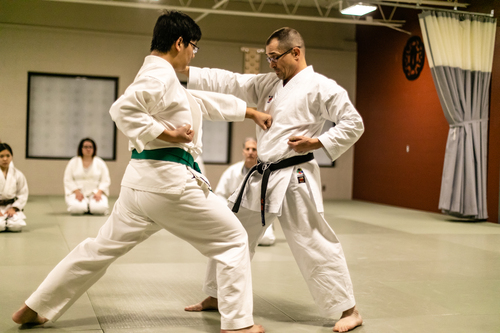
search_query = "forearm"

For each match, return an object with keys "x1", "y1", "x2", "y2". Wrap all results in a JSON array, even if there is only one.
[
  {"x1": 98, "y1": 167, "x2": 111, "y2": 195},
  {"x1": 13, "y1": 181, "x2": 29, "y2": 210},
  {"x1": 97, "y1": 182, "x2": 109, "y2": 196},
  {"x1": 12, "y1": 197, "x2": 27, "y2": 210},
  {"x1": 189, "y1": 89, "x2": 246, "y2": 122},
  {"x1": 245, "y1": 107, "x2": 257, "y2": 120},
  {"x1": 318, "y1": 116, "x2": 364, "y2": 161},
  {"x1": 288, "y1": 136, "x2": 324, "y2": 153},
  {"x1": 156, "y1": 125, "x2": 194, "y2": 144},
  {"x1": 157, "y1": 129, "x2": 180, "y2": 143},
  {"x1": 109, "y1": 80, "x2": 167, "y2": 152},
  {"x1": 308, "y1": 138, "x2": 324, "y2": 150},
  {"x1": 188, "y1": 67, "x2": 260, "y2": 105}
]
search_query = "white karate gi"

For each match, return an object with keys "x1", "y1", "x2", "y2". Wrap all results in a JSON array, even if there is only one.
[
  {"x1": 215, "y1": 161, "x2": 246, "y2": 200},
  {"x1": 215, "y1": 161, "x2": 276, "y2": 246},
  {"x1": 64, "y1": 156, "x2": 110, "y2": 215},
  {"x1": 0, "y1": 161, "x2": 28, "y2": 232},
  {"x1": 24, "y1": 55, "x2": 255, "y2": 330},
  {"x1": 189, "y1": 65, "x2": 364, "y2": 316}
]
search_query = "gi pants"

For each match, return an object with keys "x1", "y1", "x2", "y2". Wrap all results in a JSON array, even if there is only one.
[
  {"x1": 25, "y1": 175, "x2": 254, "y2": 330},
  {"x1": 204, "y1": 172, "x2": 356, "y2": 317},
  {"x1": 0, "y1": 207, "x2": 26, "y2": 232},
  {"x1": 65, "y1": 193, "x2": 109, "y2": 215}
]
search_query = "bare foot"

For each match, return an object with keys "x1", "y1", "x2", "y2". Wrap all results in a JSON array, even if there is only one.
[
  {"x1": 12, "y1": 304, "x2": 48, "y2": 325},
  {"x1": 184, "y1": 296, "x2": 218, "y2": 312},
  {"x1": 333, "y1": 306, "x2": 362, "y2": 332},
  {"x1": 221, "y1": 324, "x2": 265, "y2": 333}
]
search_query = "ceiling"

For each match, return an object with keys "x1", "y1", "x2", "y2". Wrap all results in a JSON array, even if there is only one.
[
  {"x1": 0, "y1": 0, "x2": 492, "y2": 50},
  {"x1": 41, "y1": 0, "x2": 477, "y2": 34}
]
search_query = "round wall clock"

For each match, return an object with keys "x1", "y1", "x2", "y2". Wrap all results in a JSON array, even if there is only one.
[{"x1": 402, "y1": 36, "x2": 425, "y2": 81}]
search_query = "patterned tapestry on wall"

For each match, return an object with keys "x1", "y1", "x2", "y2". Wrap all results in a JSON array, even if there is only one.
[
  {"x1": 27, "y1": 73, "x2": 117, "y2": 160},
  {"x1": 241, "y1": 47, "x2": 264, "y2": 74}
]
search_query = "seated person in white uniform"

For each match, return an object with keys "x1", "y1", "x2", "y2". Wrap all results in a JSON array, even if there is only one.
[
  {"x1": 0, "y1": 143, "x2": 29, "y2": 232},
  {"x1": 215, "y1": 138, "x2": 276, "y2": 246},
  {"x1": 64, "y1": 138, "x2": 110, "y2": 215}
]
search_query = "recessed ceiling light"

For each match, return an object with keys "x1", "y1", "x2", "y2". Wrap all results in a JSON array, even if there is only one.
[{"x1": 341, "y1": 3, "x2": 377, "y2": 16}]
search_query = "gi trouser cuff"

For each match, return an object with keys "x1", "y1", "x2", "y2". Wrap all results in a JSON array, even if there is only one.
[
  {"x1": 220, "y1": 314, "x2": 254, "y2": 330},
  {"x1": 321, "y1": 298, "x2": 356, "y2": 318},
  {"x1": 25, "y1": 297, "x2": 60, "y2": 322},
  {"x1": 202, "y1": 285, "x2": 218, "y2": 299}
]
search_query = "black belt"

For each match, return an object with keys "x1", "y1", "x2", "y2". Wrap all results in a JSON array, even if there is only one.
[
  {"x1": 232, "y1": 153, "x2": 314, "y2": 226},
  {"x1": 0, "y1": 198, "x2": 16, "y2": 206}
]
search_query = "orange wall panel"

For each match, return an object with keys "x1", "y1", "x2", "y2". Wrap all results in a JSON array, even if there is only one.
[{"x1": 354, "y1": 7, "x2": 499, "y2": 222}]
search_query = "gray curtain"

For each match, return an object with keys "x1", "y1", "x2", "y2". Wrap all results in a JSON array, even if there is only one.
[{"x1": 419, "y1": 11, "x2": 496, "y2": 220}]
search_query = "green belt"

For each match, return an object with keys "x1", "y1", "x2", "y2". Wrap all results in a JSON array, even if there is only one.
[{"x1": 131, "y1": 147, "x2": 201, "y2": 173}]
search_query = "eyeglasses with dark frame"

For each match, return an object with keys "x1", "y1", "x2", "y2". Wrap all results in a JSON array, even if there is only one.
[
  {"x1": 266, "y1": 46, "x2": 300, "y2": 64},
  {"x1": 189, "y1": 42, "x2": 199, "y2": 54}
]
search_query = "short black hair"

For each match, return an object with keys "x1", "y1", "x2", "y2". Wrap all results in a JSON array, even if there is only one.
[
  {"x1": 77, "y1": 138, "x2": 97, "y2": 158},
  {"x1": 0, "y1": 143, "x2": 13, "y2": 156},
  {"x1": 150, "y1": 10, "x2": 202, "y2": 53},
  {"x1": 266, "y1": 27, "x2": 305, "y2": 52}
]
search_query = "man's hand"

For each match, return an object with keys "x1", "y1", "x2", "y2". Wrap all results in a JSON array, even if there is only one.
[
  {"x1": 246, "y1": 108, "x2": 272, "y2": 130},
  {"x1": 74, "y1": 189, "x2": 84, "y2": 202},
  {"x1": 158, "y1": 124, "x2": 195, "y2": 143},
  {"x1": 288, "y1": 136, "x2": 323, "y2": 153}
]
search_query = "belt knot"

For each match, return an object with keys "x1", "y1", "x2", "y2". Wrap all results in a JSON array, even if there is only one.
[{"x1": 232, "y1": 153, "x2": 314, "y2": 226}]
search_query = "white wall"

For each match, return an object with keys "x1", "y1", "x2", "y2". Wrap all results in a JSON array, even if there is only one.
[{"x1": 0, "y1": 22, "x2": 357, "y2": 199}]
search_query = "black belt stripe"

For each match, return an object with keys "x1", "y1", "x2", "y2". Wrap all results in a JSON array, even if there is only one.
[{"x1": 232, "y1": 153, "x2": 314, "y2": 226}]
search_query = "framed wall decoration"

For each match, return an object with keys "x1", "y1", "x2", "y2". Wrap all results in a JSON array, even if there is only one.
[
  {"x1": 26, "y1": 72, "x2": 118, "y2": 160},
  {"x1": 201, "y1": 120, "x2": 232, "y2": 164},
  {"x1": 402, "y1": 36, "x2": 425, "y2": 81}
]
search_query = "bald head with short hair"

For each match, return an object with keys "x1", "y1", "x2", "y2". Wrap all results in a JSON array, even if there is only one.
[{"x1": 266, "y1": 27, "x2": 305, "y2": 54}]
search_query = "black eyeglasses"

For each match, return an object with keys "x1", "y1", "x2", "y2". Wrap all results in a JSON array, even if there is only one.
[
  {"x1": 266, "y1": 46, "x2": 300, "y2": 63},
  {"x1": 189, "y1": 42, "x2": 199, "y2": 54}
]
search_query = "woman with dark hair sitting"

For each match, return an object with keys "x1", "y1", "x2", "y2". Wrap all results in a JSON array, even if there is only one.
[
  {"x1": 0, "y1": 143, "x2": 28, "y2": 232},
  {"x1": 64, "y1": 138, "x2": 110, "y2": 215}
]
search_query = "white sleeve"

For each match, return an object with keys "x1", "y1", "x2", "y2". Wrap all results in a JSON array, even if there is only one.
[
  {"x1": 12, "y1": 170, "x2": 28, "y2": 210},
  {"x1": 317, "y1": 84, "x2": 365, "y2": 161},
  {"x1": 109, "y1": 76, "x2": 166, "y2": 153},
  {"x1": 96, "y1": 157, "x2": 111, "y2": 196},
  {"x1": 188, "y1": 67, "x2": 264, "y2": 106},
  {"x1": 188, "y1": 89, "x2": 246, "y2": 122},
  {"x1": 214, "y1": 167, "x2": 234, "y2": 200},
  {"x1": 63, "y1": 158, "x2": 80, "y2": 196}
]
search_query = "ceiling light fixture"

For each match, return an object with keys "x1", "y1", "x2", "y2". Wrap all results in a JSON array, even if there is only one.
[{"x1": 341, "y1": 3, "x2": 377, "y2": 16}]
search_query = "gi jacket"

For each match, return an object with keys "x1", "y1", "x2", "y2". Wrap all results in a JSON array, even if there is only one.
[
  {"x1": 0, "y1": 161, "x2": 28, "y2": 211},
  {"x1": 63, "y1": 156, "x2": 110, "y2": 197},
  {"x1": 188, "y1": 66, "x2": 364, "y2": 214},
  {"x1": 215, "y1": 161, "x2": 247, "y2": 200},
  {"x1": 110, "y1": 56, "x2": 246, "y2": 195}
]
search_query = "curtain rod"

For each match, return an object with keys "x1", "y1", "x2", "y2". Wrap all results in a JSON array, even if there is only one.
[{"x1": 375, "y1": 2, "x2": 495, "y2": 17}]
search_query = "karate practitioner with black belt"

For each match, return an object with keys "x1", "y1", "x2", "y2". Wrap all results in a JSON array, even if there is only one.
[{"x1": 184, "y1": 27, "x2": 365, "y2": 332}]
